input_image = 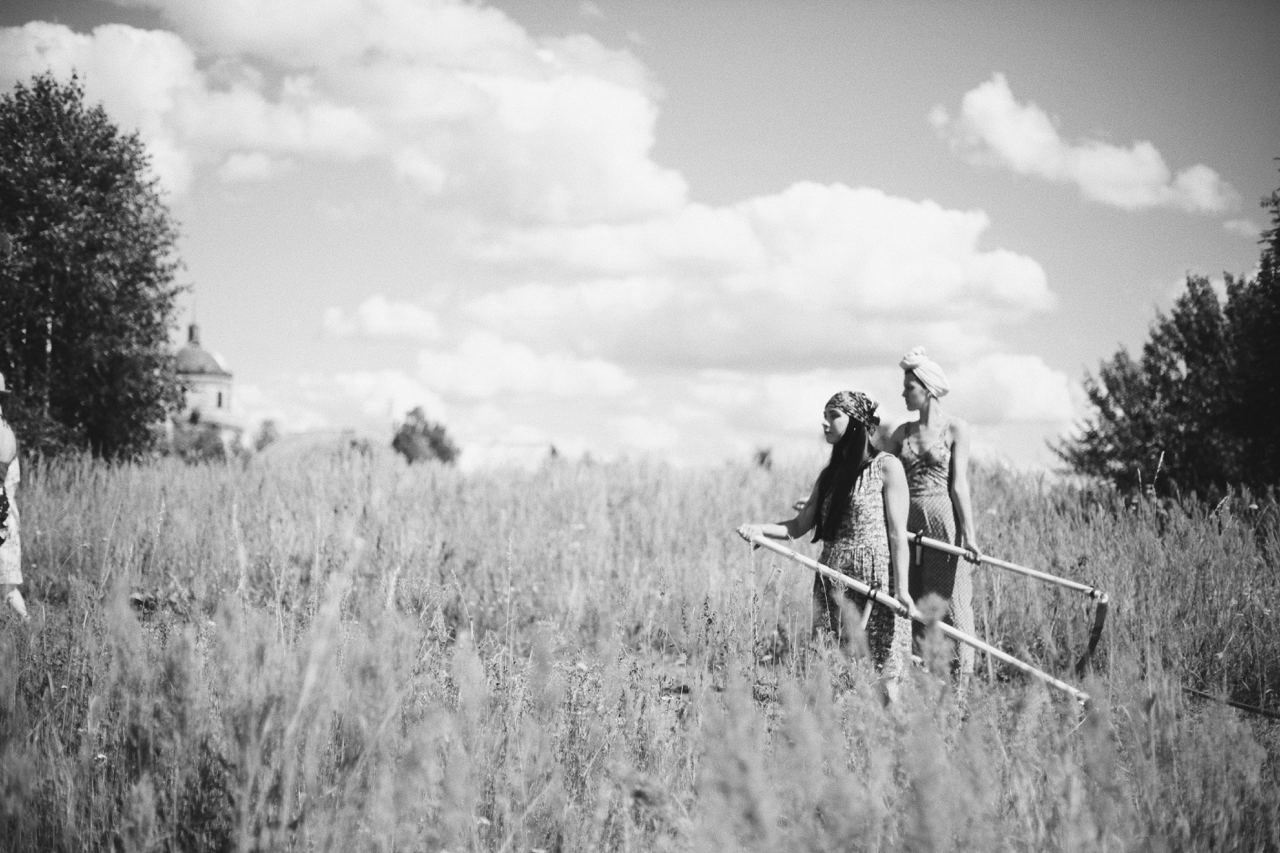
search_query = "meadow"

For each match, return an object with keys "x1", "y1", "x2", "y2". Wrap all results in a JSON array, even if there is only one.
[{"x1": 0, "y1": 448, "x2": 1277, "y2": 851}]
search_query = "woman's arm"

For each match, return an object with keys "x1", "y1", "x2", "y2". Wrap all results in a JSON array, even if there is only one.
[
  {"x1": 0, "y1": 420, "x2": 16, "y2": 468},
  {"x1": 737, "y1": 477, "x2": 820, "y2": 544},
  {"x1": 0, "y1": 421, "x2": 16, "y2": 493},
  {"x1": 948, "y1": 419, "x2": 980, "y2": 561},
  {"x1": 884, "y1": 422, "x2": 907, "y2": 455},
  {"x1": 881, "y1": 456, "x2": 919, "y2": 618}
]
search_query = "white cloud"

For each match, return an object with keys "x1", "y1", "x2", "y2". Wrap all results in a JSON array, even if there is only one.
[
  {"x1": 948, "y1": 353, "x2": 1078, "y2": 425},
  {"x1": 2, "y1": 7, "x2": 1087, "y2": 471},
  {"x1": 0, "y1": 21, "x2": 379, "y2": 194},
  {"x1": 1, "y1": 3, "x2": 684, "y2": 218},
  {"x1": 459, "y1": 70, "x2": 686, "y2": 223},
  {"x1": 331, "y1": 369, "x2": 448, "y2": 422},
  {"x1": 191, "y1": 74, "x2": 380, "y2": 161},
  {"x1": 933, "y1": 73, "x2": 1239, "y2": 214},
  {"x1": 392, "y1": 148, "x2": 449, "y2": 195},
  {"x1": 415, "y1": 332, "x2": 637, "y2": 399},
  {"x1": 1223, "y1": 218, "x2": 1261, "y2": 239},
  {"x1": 118, "y1": 0, "x2": 538, "y2": 70},
  {"x1": 462, "y1": 183, "x2": 1052, "y2": 371},
  {"x1": 616, "y1": 414, "x2": 680, "y2": 453},
  {"x1": 239, "y1": 350, "x2": 1077, "y2": 469},
  {"x1": 478, "y1": 183, "x2": 1053, "y2": 314},
  {"x1": 684, "y1": 367, "x2": 897, "y2": 440},
  {"x1": 471, "y1": 201, "x2": 764, "y2": 273},
  {"x1": 323, "y1": 296, "x2": 443, "y2": 341},
  {"x1": 217, "y1": 150, "x2": 294, "y2": 183},
  {"x1": 234, "y1": 382, "x2": 331, "y2": 433},
  {"x1": 238, "y1": 368, "x2": 449, "y2": 435}
]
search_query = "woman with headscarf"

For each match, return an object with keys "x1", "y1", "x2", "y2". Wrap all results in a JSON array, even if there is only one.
[
  {"x1": 737, "y1": 391, "x2": 915, "y2": 682},
  {"x1": 886, "y1": 347, "x2": 979, "y2": 680}
]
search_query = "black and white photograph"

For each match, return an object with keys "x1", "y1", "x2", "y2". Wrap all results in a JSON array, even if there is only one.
[{"x1": 1, "y1": 1, "x2": 1278, "y2": 849}]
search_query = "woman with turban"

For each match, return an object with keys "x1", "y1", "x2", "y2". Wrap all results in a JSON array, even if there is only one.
[
  {"x1": 886, "y1": 347, "x2": 980, "y2": 681},
  {"x1": 737, "y1": 391, "x2": 915, "y2": 686}
]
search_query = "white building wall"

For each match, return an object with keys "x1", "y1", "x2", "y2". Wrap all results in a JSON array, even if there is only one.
[{"x1": 183, "y1": 374, "x2": 234, "y2": 419}]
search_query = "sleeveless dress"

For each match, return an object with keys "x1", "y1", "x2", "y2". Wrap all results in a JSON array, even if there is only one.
[
  {"x1": 899, "y1": 421, "x2": 974, "y2": 674},
  {"x1": 813, "y1": 453, "x2": 911, "y2": 678},
  {"x1": 0, "y1": 456, "x2": 21, "y2": 586}
]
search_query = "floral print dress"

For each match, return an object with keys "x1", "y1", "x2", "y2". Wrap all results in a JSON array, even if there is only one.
[{"x1": 814, "y1": 453, "x2": 911, "y2": 678}]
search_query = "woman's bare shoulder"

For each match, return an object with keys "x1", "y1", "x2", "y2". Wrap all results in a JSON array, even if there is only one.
[
  {"x1": 879, "y1": 452, "x2": 905, "y2": 477},
  {"x1": 886, "y1": 421, "x2": 910, "y2": 449}
]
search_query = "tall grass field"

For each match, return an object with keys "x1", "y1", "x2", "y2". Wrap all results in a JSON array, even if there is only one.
[{"x1": 1, "y1": 449, "x2": 1277, "y2": 850}]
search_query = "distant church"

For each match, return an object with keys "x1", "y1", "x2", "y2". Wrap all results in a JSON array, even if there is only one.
[{"x1": 172, "y1": 323, "x2": 243, "y2": 453}]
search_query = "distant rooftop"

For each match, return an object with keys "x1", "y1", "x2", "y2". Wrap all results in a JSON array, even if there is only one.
[{"x1": 175, "y1": 323, "x2": 231, "y2": 377}]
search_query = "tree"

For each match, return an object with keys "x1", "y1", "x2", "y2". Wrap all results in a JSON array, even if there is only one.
[
  {"x1": 392, "y1": 407, "x2": 459, "y2": 465},
  {"x1": 253, "y1": 419, "x2": 281, "y2": 452},
  {"x1": 1223, "y1": 174, "x2": 1280, "y2": 486},
  {"x1": 1054, "y1": 278, "x2": 1239, "y2": 495},
  {"x1": 1055, "y1": 169, "x2": 1280, "y2": 497},
  {"x1": 0, "y1": 72, "x2": 183, "y2": 459}
]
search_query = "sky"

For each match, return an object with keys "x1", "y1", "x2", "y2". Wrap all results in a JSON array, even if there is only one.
[{"x1": 1, "y1": 0, "x2": 1277, "y2": 470}]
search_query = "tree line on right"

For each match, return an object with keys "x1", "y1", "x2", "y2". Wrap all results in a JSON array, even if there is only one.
[{"x1": 1054, "y1": 169, "x2": 1280, "y2": 500}]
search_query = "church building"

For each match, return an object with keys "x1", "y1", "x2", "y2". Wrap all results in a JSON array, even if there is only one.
[
  {"x1": 175, "y1": 323, "x2": 233, "y2": 419},
  {"x1": 173, "y1": 322, "x2": 243, "y2": 452}
]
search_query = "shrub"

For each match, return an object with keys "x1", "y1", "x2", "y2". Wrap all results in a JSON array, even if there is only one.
[{"x1": 391, "y1": 406, "x2": 458, "y2": 465}]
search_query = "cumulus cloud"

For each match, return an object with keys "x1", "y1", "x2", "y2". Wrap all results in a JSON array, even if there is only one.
[
  {"x1": 238, "y1": 368, "x2": 450, "y2": 434},
  {"x1": 463, "y1": 183, "x2": 1053, "y2": 370},
  {"x1": 0, "y1": 21, "x2": 379, "y2": 193},
  {"x1": 947, "y1": 353, "x2": 1078, "y2": 425},
  {"x1": 650, "y1": 354, "x2": 1080, "y2": 467},
  {"x1": 933, "y1": 73, "x2": 1239, "y2": 214},
  {"x1": 1223, "y1": 218, "x2": 1261, "y2": 239},
  {"x1": 323, "y1": 296, "x2": 443, "y2": 341},
  {"x1": 677, "y1": 353, "x2": 1076, "y2": 450},
  {"x1": 115, "y1": 0, "x2": 535, "y2": 71},
  {"x1": 415, "y1": 332, "x2": 637, "y2": 399},
  {"x1": 684, "y1": 367, "x2": 894, "y2": 440},
  {"x1": 0, "y1": 2, "x2": 685, "y2": 218},
  {"x1": 217, "y1": 151, "x2": 295, "y2": 183},
  {"x1": 616, "y1": 414, "x2": 680, "y2": 453},
  {"x1": 331, "y1": 369, "x2": 449, "y2": 421},
  {"x1": 235, "y1": 382, "x2": 331, "y2": 433},
  {"x1": 1, "y1": 6, "x2": 1083, "y2": 468}
]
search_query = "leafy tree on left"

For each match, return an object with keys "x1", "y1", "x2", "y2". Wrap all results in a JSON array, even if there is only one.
[{"x1": 0, "y1": 72, "x2": 184, "y2": 459}]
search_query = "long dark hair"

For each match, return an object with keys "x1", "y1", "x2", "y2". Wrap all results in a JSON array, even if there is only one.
[{"x1": 812, "y1": 421, "x2": 877, "y2": 543}]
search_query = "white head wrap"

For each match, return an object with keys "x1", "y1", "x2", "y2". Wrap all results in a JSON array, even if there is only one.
[{"x1": 899, "y1": 346, "x2": 950, "y2": 398}]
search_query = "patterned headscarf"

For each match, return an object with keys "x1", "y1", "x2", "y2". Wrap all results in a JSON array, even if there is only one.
[
  {"x1": 899, "y1": 346, "x2": 950, "y2": 398},
  {"x1": 824, "y1": 390, "x2": 880, "y2": 429}
]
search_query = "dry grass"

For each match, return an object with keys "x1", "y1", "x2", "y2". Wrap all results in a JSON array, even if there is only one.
[{"x1": 0, "y1": 449, "x2": 1277, "y2": 851}]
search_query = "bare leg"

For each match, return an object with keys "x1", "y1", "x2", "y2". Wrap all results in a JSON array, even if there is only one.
[{"x1": 951, "y1": 563, "x2": 975, "y2": 676}]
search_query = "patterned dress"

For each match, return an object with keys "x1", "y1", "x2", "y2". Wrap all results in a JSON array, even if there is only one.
[
  {"x1": 813, "y1": 453, "x2": 911, "y2": 678},
  {"x1": 899, "y1": 421, "x2": 975, "y2": 674},
  {"x1": 0, "y1": 456, "x2": 20, "y2": 586}
]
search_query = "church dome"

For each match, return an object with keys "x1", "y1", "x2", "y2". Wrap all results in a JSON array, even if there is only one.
[{"x1": 175, "y1": 324, "x2": 231, "y2": 377}]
